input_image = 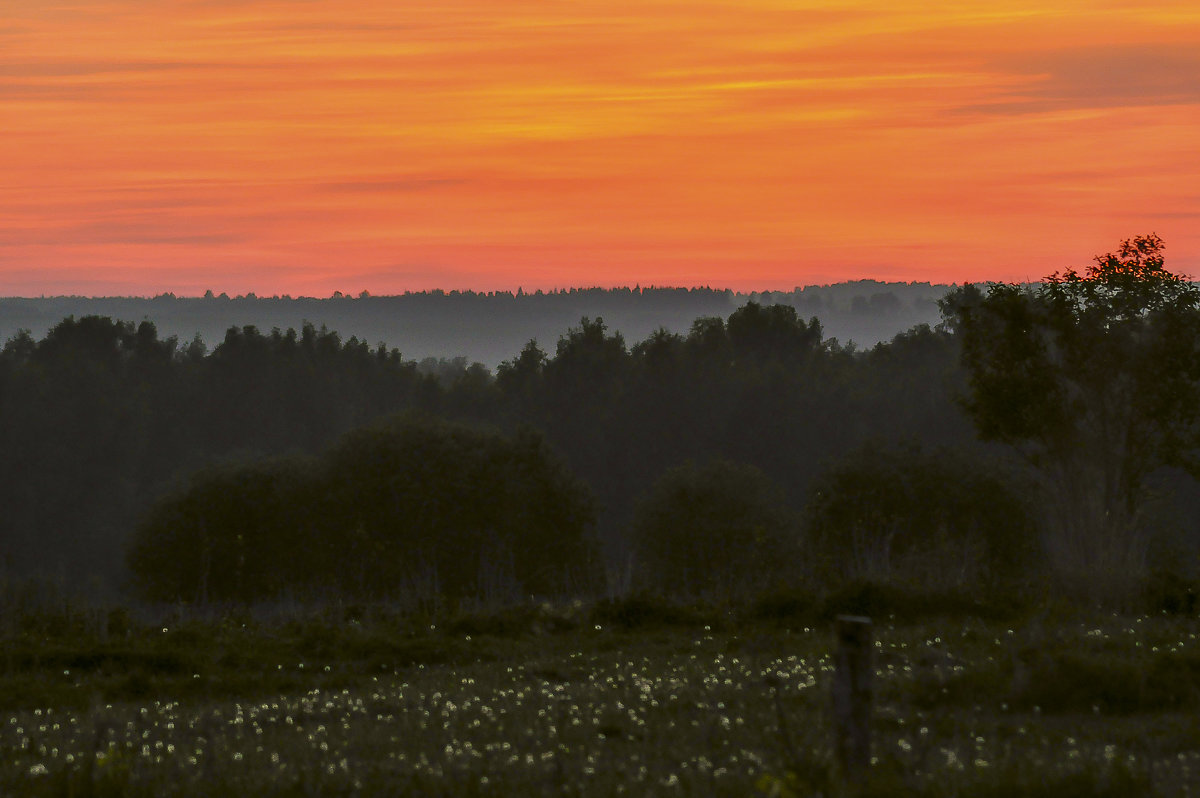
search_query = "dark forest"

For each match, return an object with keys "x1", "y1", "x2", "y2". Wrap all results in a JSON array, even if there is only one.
[{"x1": 3, "y1": 246, "x2": 1198, "y2": 607}]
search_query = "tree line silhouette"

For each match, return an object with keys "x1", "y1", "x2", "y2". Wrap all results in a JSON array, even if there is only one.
[
  {"x1": 0, "y1": 305, "x2": 971, "y2": 597},
  {"x1": 2, "y1": 239, "x2": 1198, "y2": 604}
]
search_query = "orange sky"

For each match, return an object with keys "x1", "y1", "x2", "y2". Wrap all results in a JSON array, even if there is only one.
[{"x1": 2, "y1": 1, "x2": 1199, "y2": 295}]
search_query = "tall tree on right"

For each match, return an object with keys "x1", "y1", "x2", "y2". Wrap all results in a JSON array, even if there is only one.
[{"x1": 940, "y1": 235, "x2": 1200, "y2": 591}]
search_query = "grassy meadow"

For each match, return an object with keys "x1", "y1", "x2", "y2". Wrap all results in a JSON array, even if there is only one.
[{"x1": 1, "y1": 587, "x2": 1199, "y2": 796}]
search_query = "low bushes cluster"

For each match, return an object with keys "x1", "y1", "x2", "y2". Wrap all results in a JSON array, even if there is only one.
[
  {"x1": 803, "y1": 444, "x2": 1039, "y2": 588},
  {"x1": 127, "y1": 415, "x2": 597, "y2": 603}
]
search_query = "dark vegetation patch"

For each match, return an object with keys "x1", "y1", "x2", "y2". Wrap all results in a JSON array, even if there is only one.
[
  {"x1": 831, "y1": 582, "x2": 1028, "y2": 623},
  {"x1": 446, "y1": 601, "x2": 585, "y2": 638},
  {"x1": 1010, "y1": 648, "x2": 1200, "y2": 714},
  {"x1": 746, "y1": 581, "x2": 1029, "y2": 627},
  {"x1": 590, "y1": 594, "x2": 725, "y2": 631},
  {"x1": 908, "y1": 641, "x2": 1200, "y2": 716},
  {"x1": 1144, "y1": 570, "x2": 1200, "y2": 616},
  {"x1": 744, "y1": 588, "x2": 821, "y2": 625}
]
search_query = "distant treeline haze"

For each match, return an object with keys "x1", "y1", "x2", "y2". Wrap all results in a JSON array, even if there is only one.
[{"x1": 0, "y1": 284, "x2": 945, "y2": 369}]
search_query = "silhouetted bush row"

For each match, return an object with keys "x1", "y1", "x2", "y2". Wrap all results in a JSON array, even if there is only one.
[{"x1": 128, "y1": 417, "x2": 597, "y2": 603}]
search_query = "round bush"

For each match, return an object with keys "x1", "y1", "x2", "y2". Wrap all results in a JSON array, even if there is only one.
[
  {"x1": 804, "y1": 444, "x2": 1038, "y2": 588},
  {"x1": 631, "y1": 459, "x2": 799, "y2": 600}
]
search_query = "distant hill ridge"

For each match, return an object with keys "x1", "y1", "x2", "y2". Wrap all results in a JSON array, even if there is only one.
[{"x1": 0, "y1": 283, "x2": 951, "y2": 368}]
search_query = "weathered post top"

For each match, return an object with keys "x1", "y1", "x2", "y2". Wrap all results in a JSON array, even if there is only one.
[{"x1": 835, "y1": 615, "x2": 872, "y2": 638}]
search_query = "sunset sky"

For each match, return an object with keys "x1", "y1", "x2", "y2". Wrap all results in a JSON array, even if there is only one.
[{"x1": 2, "y1": 1, "x2": 1199, "y2": 296}]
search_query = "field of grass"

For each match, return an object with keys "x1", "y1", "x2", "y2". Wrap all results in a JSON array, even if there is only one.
[{"x1": 1, "y1": 592, "x2": 1198, "y2": 796}]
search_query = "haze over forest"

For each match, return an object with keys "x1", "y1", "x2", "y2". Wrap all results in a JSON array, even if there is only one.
[{"x1": 0, "y1": 282, "x2": 945, "y2": 369}]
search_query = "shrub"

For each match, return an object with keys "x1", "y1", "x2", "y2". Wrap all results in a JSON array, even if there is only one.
[
  {"x1": 127, "y1": 455, "x2": 318, "y2": 603},
  {"x1": 804, "y1": 444, "x2": 1038, "y2": 589},
  {"x1": 631, "y1": 459, "x2": 800, "y2": 600},
  {"x1": 128, "y1": 416, "x2": 598, "y2": 603}
]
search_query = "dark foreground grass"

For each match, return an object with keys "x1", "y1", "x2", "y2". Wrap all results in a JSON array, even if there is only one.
[{"x1": 1, "y1": 597, "x2": 1198, "y2": 796}]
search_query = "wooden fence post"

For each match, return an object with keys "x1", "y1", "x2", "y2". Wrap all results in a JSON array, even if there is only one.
[{"x1": 832, "y1": 614, "x2": 873, "y2": 783}]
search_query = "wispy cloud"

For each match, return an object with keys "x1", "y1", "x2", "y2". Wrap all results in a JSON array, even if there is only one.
[{"x1": 953, "y1": 44, "x2": 1200, "y2": 115}]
